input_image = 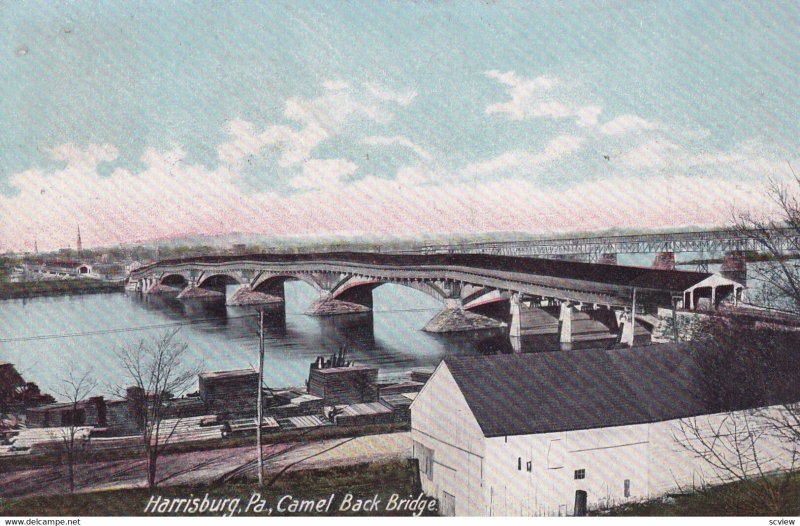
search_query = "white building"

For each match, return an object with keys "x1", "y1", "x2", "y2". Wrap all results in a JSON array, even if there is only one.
[{"x1": 410, "y1": 343, "x2": 799, "y2": 516}]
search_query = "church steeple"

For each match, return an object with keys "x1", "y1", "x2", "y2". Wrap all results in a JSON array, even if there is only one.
[{"x1": 76, "y1": 226, "x2": 82, "y2": 254}]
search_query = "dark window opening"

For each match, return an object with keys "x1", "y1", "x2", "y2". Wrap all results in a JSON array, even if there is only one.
[
  {"x1": 574, "y1": 490, "x2": 587, "y2": 517},
  {"x1": 624, "y1": 479, "x2": 631, "y2": 498},
  {"x1": 414, "y1": 441, "x2": 434, "y2": 481},
  {"x1": 574, "y1": 469, "x2": 586, "y2": 480}
]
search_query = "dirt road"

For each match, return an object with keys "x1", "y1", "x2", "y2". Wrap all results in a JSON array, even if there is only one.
[{"x1": 0, "y1": 432, "x2": 411, "y2": 499}]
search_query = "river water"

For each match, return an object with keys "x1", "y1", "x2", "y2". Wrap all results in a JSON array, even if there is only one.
[
  {"x1": 1, "y1": 259, "x2": 754, "y2": 400},
  {"x1": 0, "y1": 283, "x2": 518, "y2": 398}
]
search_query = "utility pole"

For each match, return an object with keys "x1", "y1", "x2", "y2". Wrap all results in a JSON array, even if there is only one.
[{"x1": 256, "y1": 308, "x2": 265, "y2": 486}]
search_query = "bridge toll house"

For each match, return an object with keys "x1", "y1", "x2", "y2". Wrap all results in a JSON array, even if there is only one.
[{"x1": 127, "y1": 252, "x2": 744, "y2": 347}]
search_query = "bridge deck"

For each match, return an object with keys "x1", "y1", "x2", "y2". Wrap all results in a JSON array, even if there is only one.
[{"x1": 134, "y1": 252, "x2": 712, "y2": 295}]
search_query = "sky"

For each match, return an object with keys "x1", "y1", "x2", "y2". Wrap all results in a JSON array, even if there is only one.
[{"x1": 1, "y1": 0, "x2": 799, "y2": 252}]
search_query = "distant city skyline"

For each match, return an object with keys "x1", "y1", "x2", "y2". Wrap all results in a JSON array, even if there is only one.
[{"x1": 2, "y1": 1, "x2": 799, "y2": 251}]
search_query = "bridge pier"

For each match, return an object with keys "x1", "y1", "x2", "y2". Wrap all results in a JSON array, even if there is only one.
[
  {"x1": 558, "y1": 301, "x2": 574, "y2": 346},
  {"x1": 423, "y1": 296, "x2": 507, "y2": 333},
  {"x1": 598, "y1": 253, "x2": 617, "y2": 265},
  {"x1": 140, "y1": 277, "x2": 159, "y2": 294},
  {"x1": 176, "y1": 284, "x2": 225, "y2": 300},
  {"x1": 618, "y1": 310, "x2": 635, "y2": 346},
  {"x1": 226, "y1": 285, "x2": 285, "y2": 306},
  {"x1": 509, "y1": 293, "x2": 522, "y2": 338},
  {"x1": 653, "y1": 252, "x2": 676, "y2": 270},
  {"x1": 306, "y1": 292, "x2": 372, "y2": 316},
  {"x1": 720, "y1": 251, "x2": 747, "y2": 286}
]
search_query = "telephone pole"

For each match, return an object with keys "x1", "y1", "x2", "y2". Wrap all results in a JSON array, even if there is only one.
[{"x1": 256, "y1": 308, "x2": 265, "y2": 486}]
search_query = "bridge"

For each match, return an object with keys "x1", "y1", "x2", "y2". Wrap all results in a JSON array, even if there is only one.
[
  {"x1": 127, "y1": 252, "x2": 744, "y2": 348},
  {"x1": 394, "y1": 227, "x2": 797, "y2": 264}
]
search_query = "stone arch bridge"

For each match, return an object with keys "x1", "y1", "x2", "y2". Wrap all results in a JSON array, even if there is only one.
[{"x1": 127, "y1": 252, "x2": 743, "y2": 346}]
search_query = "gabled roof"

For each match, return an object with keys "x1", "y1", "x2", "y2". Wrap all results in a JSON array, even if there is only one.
[{"x1": 442, "y1": 342, "x2": 800, "y2": 438}]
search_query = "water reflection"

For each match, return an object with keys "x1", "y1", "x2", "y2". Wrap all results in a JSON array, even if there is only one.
[{"x1": 0, "y1": 281, "x2": 601, "y2": 397}]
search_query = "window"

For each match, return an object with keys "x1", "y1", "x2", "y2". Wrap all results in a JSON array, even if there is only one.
[
  {"x1": 547, "y1": 439, "x2": 565, "y2": 469},
  {"x1": 441, "y1": 491, "x2": 456, "y2": 517},
  {"x1": 526, "y1": 461, "x2": 532, "y2": 472},
  {"x1": 517, "y1": 457, "x2": 522, "y2": 471},
  {"x1": 624, "y1": 479, "x2": 631, "y2": 498},
  {"x1": 574, "y1": 469, "x2": 586, "y2": 480},
  {"x1": 414, "y1": 441, "x2": 434, "y2": 481},
  {"x1": 424, "y1": 449, "x2": 434, "y2": 480}
]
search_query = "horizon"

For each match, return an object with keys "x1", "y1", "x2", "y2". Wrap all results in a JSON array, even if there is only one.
[{"x1": 2, "y1": 1, "x2": 799, "y2": 252}]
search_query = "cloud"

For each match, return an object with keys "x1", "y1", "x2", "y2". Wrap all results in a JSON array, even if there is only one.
[
  {"x1": 599, "y1": 114, "x2": 660, "y2": 135},
  {"x1": 485, "y1": 70, "x2": 601, "y2": 126},
  {"x1": 618, "y1": 139, "x2": 682, "y2": 169},
  {"x1": 48, "y1": 143, "x2": 118, "y2": 172},
  {"x1": 289, "y1": 158, "x2": 358, "y2": 191},
  {"x1": 364, "y1": 82, "x2": 417, "y2": 106},
  {"x1": 2, "y1": 74, "x2": 795, "y2": 252},
  {"x1": 463, "y1": 134, "x2": 584, "y2": 177},
  {"x1": 616, "y1": 138, "x2": 790, "y2": 179},
  {"x1": 2, "y1": 139, "x2": 794, "y2": 252},
  {"x1": 361, "y1": 135, "x2": 432, "y2": 160},
  {"x1": 218, "y1": 80, "x2": 416, "y2": 170},
  {"x1": 321, "y1": 79, "x2": 350, "y2": 91}
]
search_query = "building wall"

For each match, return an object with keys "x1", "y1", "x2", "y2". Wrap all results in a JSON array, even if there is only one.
[
  {"x1": 483, "y1": 425, "x2": 652, "y2": 516},
  {"x1": 410, "y1": 364, "x2": 486, "y2": 516},
  {"x1": 482, "y1": 408, "x2": 794, "y2": 517},
  {"x1": 412, "y1": 365, "x2": 796, "y2": 516}
]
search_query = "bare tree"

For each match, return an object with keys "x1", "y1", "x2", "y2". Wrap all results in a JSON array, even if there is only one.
[
  {"x1": 57, "y1": 367, "x2": 97, "y2": 493},
  {"x1": 116, "y1": 329, "x2": 201, "y2": 490},
  {"x1": 673, "y1": 316, "x2": 800, "y2": 514},
  {"x1": 732, "y1": 168, "x2": 800, "y2": 314},
  {"x1": 675, "y1": 411, "x2": 798, "y2": 514}
]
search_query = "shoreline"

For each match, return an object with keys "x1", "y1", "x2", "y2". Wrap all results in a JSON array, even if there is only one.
[{"x1": 0, "y1": 279, "x2": 125, "y2": 300}]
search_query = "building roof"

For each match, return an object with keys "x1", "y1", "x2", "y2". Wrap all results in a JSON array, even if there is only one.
[
  {"x1": 311, "y1": 365, "x2": 377, "y2": 375},
  {"x1": 26, "y1": 401, "x2": 84, "y2": 412},
  {"x1": 442, "y1": 342, "x2": 800, "y2": 438},
  {"x1": 199, "y1": 368, "x2": 256, "y2": 380},
  {"x1": 338, "y1": 402, "x2": 393, "y2": 416}
]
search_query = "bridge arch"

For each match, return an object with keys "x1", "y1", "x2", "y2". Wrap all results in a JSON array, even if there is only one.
[
  {"x1": 196, "y1": 272, "x2": 246, "y2": 292},
  {"x1": 251, "y1": 273, "x2": 324, "y2": 295},
  {"x1": 329, "y1": 277, "x2": 450, "y2": 308},
  {"x1": 160, "y1": 273, "x2": 189, "y2": 288}
]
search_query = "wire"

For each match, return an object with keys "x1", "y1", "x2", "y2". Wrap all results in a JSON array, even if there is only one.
[
  {"x1": 0, "y1": 314, "x2": 257, "y2": 343},
  {"x1": 0, "y1": 307, "x2": 439, "y2": 343}
]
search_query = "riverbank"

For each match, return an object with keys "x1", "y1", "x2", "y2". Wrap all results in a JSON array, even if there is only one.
[{"x1": 0, "y1": 279, "x2": 124, "y2": 299}]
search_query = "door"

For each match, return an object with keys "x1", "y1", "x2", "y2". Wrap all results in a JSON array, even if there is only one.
[
  {"x1": 441, "y1": 491, "x2": 455, "y2": 517},
  {"x1": 574, "y1": 490, "x2": 587, "y2": 517}
]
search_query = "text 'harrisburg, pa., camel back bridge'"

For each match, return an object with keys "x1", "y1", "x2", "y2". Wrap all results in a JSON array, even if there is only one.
[{"x1": 127, "y1": 252, "x2": 744, "y2": 347}]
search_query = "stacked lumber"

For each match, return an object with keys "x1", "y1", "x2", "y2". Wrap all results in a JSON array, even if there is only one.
[
  {"x1": 308, "y1": 366, "x2": 378, "y2": 405},
  {"x1": 333, "y1": 402, "x2": 394, "y2": 426}
]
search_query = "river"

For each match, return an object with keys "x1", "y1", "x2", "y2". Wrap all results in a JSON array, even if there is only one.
[
  {"x1": 0, "y1": 283, "x2": 518, "y2": 398},
  {"x1": 1, "y1": 259, "x2": 755, "y2": 400}
]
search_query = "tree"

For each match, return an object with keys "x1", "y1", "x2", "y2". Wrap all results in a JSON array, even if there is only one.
[
  {"x1": 732, "y1": 170, "x2": 800, "y2": 314},
  {"x1": 673, "y1": 316, "x2": 800, "y2": 514},
  {"x1": 57, "y1": 367, "x2": 97, "y2": 493},
  {"x1": 116, "y1": 329, "x2": 201, "y2": 490}
]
